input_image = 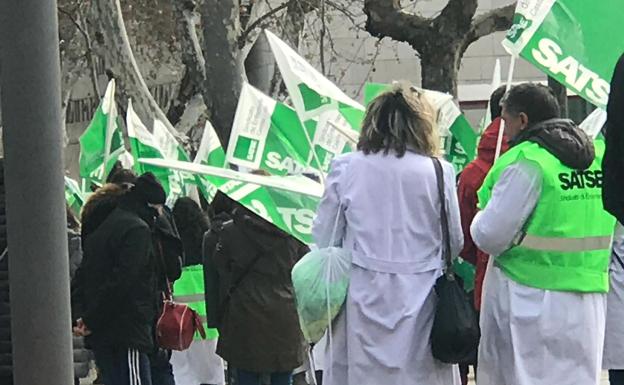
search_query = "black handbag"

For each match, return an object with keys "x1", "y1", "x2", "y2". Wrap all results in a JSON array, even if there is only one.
[{"x1": 430, "y1": 157, "x2": 481, "y2": 364}]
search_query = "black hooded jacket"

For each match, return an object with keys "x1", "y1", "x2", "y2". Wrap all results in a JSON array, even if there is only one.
[
  {"x1": 603, "y1": 53, "x2": 624, "y2": 223},
  {"x1": 510, "y1": 118, "x2": 596, "y2": 169},
  {"x1": 75, "y1": 192, "x2": 160, "y2": 353}
]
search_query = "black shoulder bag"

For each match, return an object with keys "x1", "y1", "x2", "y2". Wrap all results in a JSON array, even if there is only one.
[{"x1": 430, "y1": 157, "x2": 481, "y2": 364}]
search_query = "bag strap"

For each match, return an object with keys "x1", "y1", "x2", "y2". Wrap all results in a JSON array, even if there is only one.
[
  {"x1": 155, "y1": 240, "x2": 174, "y2": 301},
  {"x1": 614, "y1": 250, "x2": 624, "y2": 271},
  {"x1": 218, "y1": 221, "x2": 263, "y2": 311},
  {"x1": 432, "y1": 157, "x2": 454, "y2": 279}
]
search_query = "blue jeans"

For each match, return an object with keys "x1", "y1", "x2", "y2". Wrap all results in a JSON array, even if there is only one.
[
  {"x1": 230, "y1": 369, "x2": 292, "y2": 385},
  {"x1": 93, "y1": 347, "x2": 153, "y2": 385}
]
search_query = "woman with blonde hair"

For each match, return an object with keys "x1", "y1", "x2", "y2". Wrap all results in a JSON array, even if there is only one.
[{"x1": 313, "y1": 83, "x2": 463, "y2": 385}]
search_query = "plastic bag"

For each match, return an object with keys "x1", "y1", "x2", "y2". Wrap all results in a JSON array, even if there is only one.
[{"x1": 292, "y1": 246, "x2": 351, "y2": 343}]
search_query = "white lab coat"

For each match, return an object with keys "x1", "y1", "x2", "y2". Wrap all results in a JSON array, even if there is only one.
[
  {"x1": 473, "y1": 160, "x2": 607, "y2": 385},
  {"x1": 170, "y1": 339, "x2": 225, "y2": 385},
  {"x1": 603, "y1": 224, "x2": 624, "y2": 370},
  {"x1": 313, "y1": 151, "x2": 462, "y2": 385}
]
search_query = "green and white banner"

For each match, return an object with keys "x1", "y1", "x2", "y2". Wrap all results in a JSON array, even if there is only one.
[
  {"x1": 79, "y1": 79, "x2": 125, "y2": 185},
  {"x1": 266, "y1": 30, "x2": 364, "y2": 172},
  {"x1": 364, "y1": 83, "x2": 478, "y2": 172},
  {"x1": 140, "y1": 158, "x2": 321, "y2": 244},
  {"x1": 227, "y1": 83, "x2": 312, "y2": 175},
  {"x1": 195, "y1": 120, "x2": 227, "y2": 168},
  {"x1": 503, "y1": 0, "x2": 624, "y2": 108},
  {"x1": 126, "y1": 100, "x2": 188, "y2": 204},
  {"x1": 193, "y1": 120, "x2": 227, "y2": 201},
  {"x1": 65, "y1": 176, "x2": 85, "y2": 215}
]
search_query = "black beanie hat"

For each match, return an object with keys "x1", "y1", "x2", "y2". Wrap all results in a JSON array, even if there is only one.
[{"x1": 133, "y1": 172, "x2": 166, "y2": 205}]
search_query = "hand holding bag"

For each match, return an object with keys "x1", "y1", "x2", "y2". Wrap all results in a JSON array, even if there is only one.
[{"x1": 430, "y1": 157, "x2": 481, "y2": 364}]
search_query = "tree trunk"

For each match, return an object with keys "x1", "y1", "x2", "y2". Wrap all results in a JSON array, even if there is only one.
[
  {"x1": 419, "y1": 46, "x2": 461, "y2": 96},
  {"x1": 168, "y1": 1, "x2": 206, "y2": 127},
  {"x1": 89, "y1": 0, "x2": 182, "y2": 139},
  {"x1": 548, "y1": 76, "x2": 568, "y2": 118},
  {"x1": 201, "y1": 0, "x2": 243, "y2": 147}
]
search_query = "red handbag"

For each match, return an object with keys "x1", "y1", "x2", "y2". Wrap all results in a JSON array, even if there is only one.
[{"x1": 156, "y1": 284, "x2": 206, "y2": 351}]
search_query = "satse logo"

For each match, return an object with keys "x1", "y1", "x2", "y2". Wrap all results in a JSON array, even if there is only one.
[
  {"x1": 559, "y1": 169, "x2": 603, "y2": 191},
  {"x1": 531, "y1": 38, "x2": 610, "y2": 106}
]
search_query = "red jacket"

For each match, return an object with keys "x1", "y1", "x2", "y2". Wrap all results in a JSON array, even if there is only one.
[{"x1": 457, "y1": 118, "x2": 508, "y2": 310}]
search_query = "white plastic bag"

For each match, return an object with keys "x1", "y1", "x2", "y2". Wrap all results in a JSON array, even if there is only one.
[
  {"x1": 292, "y1": 246, "x2": 351, "y2": 343},
  {"x1": 292, "y1": 205, "x2": 351, "y2": 345}
]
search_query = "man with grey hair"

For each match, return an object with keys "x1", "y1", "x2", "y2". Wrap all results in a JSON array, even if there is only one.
[{"x1": 472, "y1": 83, "x2": 615, "y2": 385}]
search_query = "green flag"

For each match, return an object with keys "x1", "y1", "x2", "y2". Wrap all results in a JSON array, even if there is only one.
[
  {"x1": 64, "y1": 176, "x2": 85, "y2": 215},
  {"x1": 503, "y1": 0, "x2": 624, "y2": 108},
  {"x1": 140, "y1": 158, "x2": 321, "y2": 244},
  {"x1": 126, "y1": 100, "x2": 187, "y2": 204},
  {"x1": 193, "y1": 120, "x2": 227, "y2": 201},
  {"x1": 227, "y1": 83, "x2": 312, "y2": 176},
  {"x1": 195, "y1": 120, "x2": 226, "y2": 168},
  {"x1": 266, "y1": 30, "x2": 364, "y2": 172},
  {"x1": 79, "y1": 79, "x2": 125, "y2": 184},
  {"x1": 364, "y1": 83, "x2": 478, "y2": 172},
  {"x1": 206, "y1": 176, "x2": 319, "y2": 244}
]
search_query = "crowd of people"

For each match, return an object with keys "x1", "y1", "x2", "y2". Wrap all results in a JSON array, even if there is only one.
[{"x1": 53, "y1": 52, "x2": 624, "y2": 385}]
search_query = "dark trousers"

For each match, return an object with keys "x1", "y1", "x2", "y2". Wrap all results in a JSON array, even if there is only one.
[
  {"x1": 610, "y1": 370, "x2": 624, "y2": 385},
  {"x1": 149, "y1": 349, "x2": 176, "y2": 385},
  {"x1": 230, "y1": 369, "x2": 292, "y2": 385},
  {"x1": 93, "y1": 347, "x2": 152, "y2": 385}
]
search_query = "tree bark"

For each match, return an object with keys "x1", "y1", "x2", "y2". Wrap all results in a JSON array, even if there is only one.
[
  {"x1": 200, "y1": 0, "x2": 243, "y2": 147},
  {"x1": 89, "y1": 0, "x2": 182, "y2": 139},
  {"x1": 364, "y1": 0, "x2": 516, "y2": 96},
  {"x1": 167, "y1": 0, "x2": 206, "y2": 127},
  {"x1": 420, "y1": 45, "x2": 462, "y2": 96}
]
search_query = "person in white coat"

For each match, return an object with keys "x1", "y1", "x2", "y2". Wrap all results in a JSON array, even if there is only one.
[
  {"x1": 603, "y1": 223, "x2": 624, "y2": 384},
  {"x1": 312, "y1": 83, "x2": 463, "y2": 385},
  {"x1": 472, "y1": 83, "x2": 616, "y2": 385}
]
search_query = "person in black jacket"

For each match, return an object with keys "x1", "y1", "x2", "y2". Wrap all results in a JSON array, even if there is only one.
[
  {"x1": 73, "y1": 172, "x2": 167, "y2": 385},
  {"x1": 603, "y1": 53, "x2": 624, "y2": 223},
  {"x1": 203, "y1": 192, "x2": 307, "y2": 385}
]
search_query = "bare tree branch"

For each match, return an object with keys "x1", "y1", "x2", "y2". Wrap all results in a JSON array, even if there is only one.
[
  {"x1": 167, "y1": 0, "x2": 207, "y2": 126},
  {"x1": 363, "y1": 0, "x2": 431, "y2": 50},
  {"x1": 435, "y1": 0, "x2": 478, "y2": 36},
  {"x1": 462, "y1": 3, "x2": 515, "y2": 53},
  {"x1": 90, "y1": 0, "x2": 183, "y2": 139},
  {"x1": 58, "y1": 5, "x2": 101, "y2": 98},
  {"x1": 238, "y1": 1, "x2": 291, "y2": 46}
]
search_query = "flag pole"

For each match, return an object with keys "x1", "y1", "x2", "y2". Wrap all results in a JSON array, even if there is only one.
[{"x1": 494, "y1": 55, "x2": 517, "y2": 161}]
